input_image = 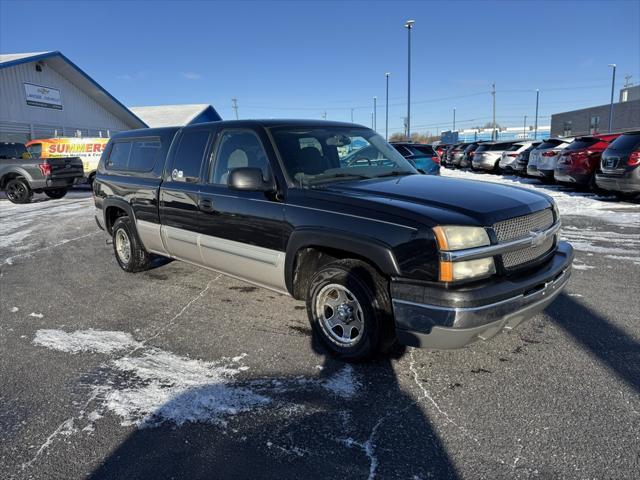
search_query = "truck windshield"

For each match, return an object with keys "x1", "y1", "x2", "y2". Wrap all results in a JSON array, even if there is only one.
[{"x1": 271, "y1": 127, "x2": 417, "y2": 186}]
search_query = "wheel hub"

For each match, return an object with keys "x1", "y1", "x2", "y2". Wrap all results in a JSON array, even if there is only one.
[{"x1": 315, "y1": 284, "x2": 364, "y2": 347}]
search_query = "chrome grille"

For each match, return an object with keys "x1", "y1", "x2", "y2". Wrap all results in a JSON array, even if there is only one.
[
  {"x1": 493, "y1": 209, "x2": 554, "y2": 242},
  {"x1": 493, "y1": 209, "x2": 555, "y2": 270},
  {"x1": 502, "y1": 235, "x2": 555, "y2": 268}
]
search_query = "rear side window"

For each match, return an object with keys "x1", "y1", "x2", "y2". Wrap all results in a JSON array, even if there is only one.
[
  {"x1": 106, "y1": 142, "x2": 132, "y2": 169},
  {"x1": 407, "y1": 145, "x2": 435, "y2": 156},
  {"x1": 607, "y1": 133, "x2": 640, "y2": 152},
  {"x1": 129, "y1": 140, "x2": 161, "y2": 171},
  {"x1": 565, "y1": 138, "x2": 598, "y2": 151},
  {"x1": 171, "y1": 130, "x2": 210, "y2": 182},
  {"x1": 537, "y1": 139, "x2": 563, "y2": 150},
  {"x1": 105, "y1": 137, "x2": 161, "y2": 171}
]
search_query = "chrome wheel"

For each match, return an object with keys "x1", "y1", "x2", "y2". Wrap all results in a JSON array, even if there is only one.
[
  {"x1": 315, "y1": 284, "x2": 364, "y2": 347},
  {"x1": 115, "y1": 229, "x2": 131, "y2": 264}
]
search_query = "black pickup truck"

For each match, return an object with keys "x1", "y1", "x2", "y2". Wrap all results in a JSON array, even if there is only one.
[
  {"x1": 94, "y1": 120, "x2": 573, "y2": 361},
  {"x1": 0, "y1": 142, "x2": 84, "y2": 204}
]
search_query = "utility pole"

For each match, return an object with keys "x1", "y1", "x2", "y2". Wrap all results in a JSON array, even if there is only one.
[
  {"x1": 608, "y1": 64, "x2": 617, "y2": 133},
  {"x1": 534, "y1": 89, "x2": 539, "y2": 140},
  {"x1": 371, "y1": 112, "x2": 374, "y2": 129},
  {"x1": 623, "y1": 74, "x2": 633, "y2": 87},
  {"x1": 231, "y1": 98, "x2": 239, "y2": 120},
  {"x1": 491, "y1": 82, "x2": 496, "y2": 140},
  {"x1": 523, "y1": 115, "x2": 527, "y2": 139},
  {"x1": 453, "y1": 107, "x2": 456, "y2": 131},
  {"x1": 385, "y1": 73, "x2": 390, "y2": 140},
  {"x1": 405, "y1": 19, "x2": 415, "y2": 141},
  {"x1": 373, "y1": 96, "x2": 377, "y2": 131},
  {"x1": 350, "y1": 108, "x2": 354, "y2": 123}
]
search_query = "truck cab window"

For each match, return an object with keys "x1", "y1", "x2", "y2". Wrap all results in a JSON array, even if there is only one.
[
  {"x1": 28, "y1": 143, "x2": 42, "y2": 159},
  {"x1": 210, "y1": 130, "x2": 271, "y2": 185},
  {"x1": 172, "y1": 130, "x2": 209, "y2": 182},
  {"x1": 129, "y1": 139, "x2": 161, "y2": 172},
  {"x1": 106, "y1": 142, "x2": 132, "y2": 169}
]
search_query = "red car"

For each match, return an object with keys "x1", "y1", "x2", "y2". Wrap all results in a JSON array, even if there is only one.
[{"x1": 554, "y1": 134, "x2": 620, "y2": 188}]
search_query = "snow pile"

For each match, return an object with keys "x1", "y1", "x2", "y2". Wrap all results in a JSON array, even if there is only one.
[
  {"x1": 442, "y1": 169, "x2": 640, "y2": 226},
  {"x1": 106, "y1": 349, "x2": 270, "y2": 427},
  {"x1": 33, "y1": 329, "x2": 141, "y2": 354}
]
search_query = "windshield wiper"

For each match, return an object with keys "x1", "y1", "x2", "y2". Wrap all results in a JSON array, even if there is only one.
[
  {"x1": 372, "y1": 171, "x2": 414, "y2": 178},
  {"x1": 306, "y1": 173, "x2": 372, "y2": 185}
]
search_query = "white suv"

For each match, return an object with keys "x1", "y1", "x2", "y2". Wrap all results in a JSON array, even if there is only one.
[
  {"x1": 472, "y1": 141, "x2": 519, "y2": 171},
  {"x1": 498, "y1": 141, "x2": 536, "y2": 172},
  {"x1": 527, "y1": 138, "x2": 574, "y2": 180}
]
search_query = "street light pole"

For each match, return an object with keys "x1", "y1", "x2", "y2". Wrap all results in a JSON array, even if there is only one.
[
  {"x1": 350, "y1": 108, "x2": 354, "y2": 123},
  {"x1": 534, "y1": 89, "x2": 539, "y2": 140},
  {"x1": 405, "y1": 19, "x2": 414, "y2": 141},
  {"x1": 373, "y1": 96, "x2": 377, "y2": 132},
  {"x1": 385, "y1": 73, "x2": 390, "y2": 141},
  {"x1": 608, "y1": 64, "x2": 617, "y2": 133},
  {"x1": 491, "y1": 82, "x2": 496, "y2": 140},
  {"x1": 523, "y1": 115, "x2": 527, "y2": 139},
  {"x1": 453, "y1": 107, "x2": 456, "y2": 131}
]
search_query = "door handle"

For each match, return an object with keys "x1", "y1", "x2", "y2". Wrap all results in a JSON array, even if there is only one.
[{"x1": 198, "y1": 198, "x2": 215, "y2": 213}]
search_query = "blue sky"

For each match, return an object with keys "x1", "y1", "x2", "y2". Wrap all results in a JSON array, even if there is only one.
[{"x1": 1, "y1": 0, "x2": 638, "y2": 135}]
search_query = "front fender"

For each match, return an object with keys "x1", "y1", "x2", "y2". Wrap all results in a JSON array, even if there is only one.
[{"x1": 284, "y1": 228, "x2": 401, "y2": 295}]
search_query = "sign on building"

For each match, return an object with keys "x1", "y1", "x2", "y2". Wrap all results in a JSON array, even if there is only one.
[{"x1": 24, "y1": 83, "x2": 63, "y2": 110}]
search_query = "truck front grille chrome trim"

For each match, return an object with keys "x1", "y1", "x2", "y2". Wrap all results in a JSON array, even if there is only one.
[{"x1": 439, "y1": 221, "x2": 561, "y2": 262}]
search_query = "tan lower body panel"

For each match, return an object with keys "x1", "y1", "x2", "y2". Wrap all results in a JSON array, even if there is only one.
[{"x1": 138, "y1": 221, "x2": 287, "y2": 295}]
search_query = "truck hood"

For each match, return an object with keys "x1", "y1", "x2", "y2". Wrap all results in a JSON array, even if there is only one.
[{"x1": 314, "y1": 174, "x2": 552, "y2": 226}]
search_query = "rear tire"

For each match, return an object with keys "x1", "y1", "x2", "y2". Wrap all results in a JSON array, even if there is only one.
[
  {"x1": 614, "y1": 191, "x2": 639, "y2": 201},
  {"x1": 44, "y1": 188, "x2": 68, "y2": 199},
  {"x1": 112, "y1": 216, "x2": 151, "y2": 272},
  {"x1": 5, "y1": 178, "x2": 32, "y2": 204},
  {"x1": 306, "y1": 259, "x2": 395, "y2": 362}
]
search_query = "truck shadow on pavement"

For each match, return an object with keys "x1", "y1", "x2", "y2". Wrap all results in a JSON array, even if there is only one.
[
  {"x1": 86, "y1": 350, "x2": 460, "y2": 480},
  {"x1": 87, "y1": 264, "x2": 460, "y2": 479},
  {"x1": 546, "y1": 293, "x2": 639, "y2": 393}
]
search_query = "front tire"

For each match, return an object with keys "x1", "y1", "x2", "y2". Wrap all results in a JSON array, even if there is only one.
[
  {"x1": 5, "y1": 178, "x2": 32, "y2": 204},
  {"x1": 306, "y1": 259, "x2": 394, "y2": 361},
  {"x1": 44, "y1": 188, "x2": 68, "y2": 199},
  {"x1": 112, "y1": 216, "x2": 151, "y2": 272}
]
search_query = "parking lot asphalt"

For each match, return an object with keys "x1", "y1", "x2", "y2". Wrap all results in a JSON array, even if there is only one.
[{"x1": 1, "y1": 175, "x2": 639, "y2": 480}]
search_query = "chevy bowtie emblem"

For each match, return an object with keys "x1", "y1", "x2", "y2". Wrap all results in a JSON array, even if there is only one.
[{"x1": 530, "y1": 230, "x2": 546, "y2": 247}]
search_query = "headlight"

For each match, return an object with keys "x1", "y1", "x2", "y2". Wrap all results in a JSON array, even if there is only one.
[
  {"x1": 552, "y1": 201, "x2": 560, "y2": 221},
  {"x1": 440, "y1": 257, "x2": 496, "y2": 282},
  {"x1": 433, "y1": 226, "x2": 490, "y2": 251},
  {"x1": 433, "y1": 226, "x2": 495, "y2": 282}
]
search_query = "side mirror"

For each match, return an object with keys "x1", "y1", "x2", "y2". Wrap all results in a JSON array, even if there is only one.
[{"x1": 227, "y1": 167, "x2": 275, "y2": 192}]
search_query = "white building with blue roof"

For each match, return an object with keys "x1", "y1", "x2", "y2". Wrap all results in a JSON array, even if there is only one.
[{"x1": 0, "y1": 51, "x2": 147, "y2": 143}]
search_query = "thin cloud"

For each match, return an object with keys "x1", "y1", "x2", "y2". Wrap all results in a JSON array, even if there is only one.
[
  {"x1": 181, "y1": 72, "x2": 202, "y2": 80},
  {"x1": 116, "y1": 72, "x2": 145, "y2": 81}
]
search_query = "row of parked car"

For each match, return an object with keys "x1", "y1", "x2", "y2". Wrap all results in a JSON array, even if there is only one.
[{"x1": 436, "y1": 130, "x2": 640, "y2": 199}]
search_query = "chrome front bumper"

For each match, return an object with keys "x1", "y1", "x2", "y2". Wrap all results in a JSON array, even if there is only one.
[{"x1": 392, "y1": 242, "x2": 574, "y2": 349}]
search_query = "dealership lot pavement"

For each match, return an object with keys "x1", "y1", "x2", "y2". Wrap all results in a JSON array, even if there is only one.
[{"x1": 1, "y1": 176, "x2": 639, "y2": 480}]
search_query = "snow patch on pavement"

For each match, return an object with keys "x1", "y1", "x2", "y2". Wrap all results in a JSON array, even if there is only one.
[
  {"x1": 33, "y1": 329, "x2": 141, "y2": 354},
  {"x1": 32, "y1": 329, "x2": 361, "y2": 430},
  {"x1": 106, "y1": 349, "x2": 270, "y2": 427},
  {"x1": 10, "y1": 306, "x2": 19, "y2": 313},
  {"x1": 29, "y1": 312, "x2": 44, "y2": 318}
]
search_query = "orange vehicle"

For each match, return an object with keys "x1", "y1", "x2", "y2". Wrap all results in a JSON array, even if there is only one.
[{"x1": 26, "y1": 137, "x2": 109, "y2": 184}]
